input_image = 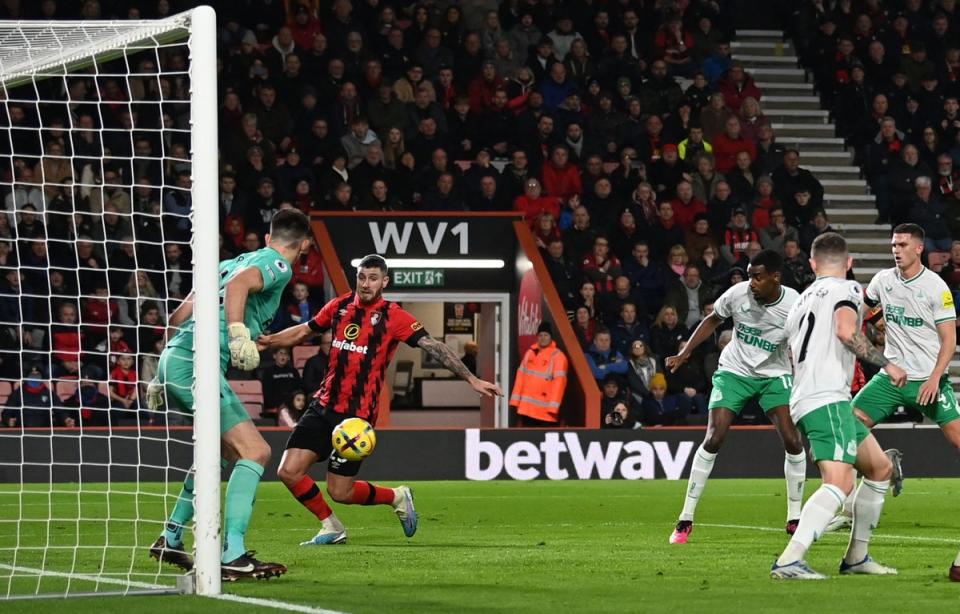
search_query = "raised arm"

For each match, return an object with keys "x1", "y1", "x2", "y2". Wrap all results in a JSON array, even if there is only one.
[
  {"x1": 167, "y1": 291, "x2": 194, "y2": 330},
  {"x1": 257, "y1": 323, "x2": 315, "y2": 351},
  {"x1": 666, "y1": 312, "x2": 723, "y2": 373},
  {"x1": 835, "y1": 305, "x2": 906, "y2": 386},
  {"x1": 417, "y1": 335, "x2": 503, "y2": 397}
]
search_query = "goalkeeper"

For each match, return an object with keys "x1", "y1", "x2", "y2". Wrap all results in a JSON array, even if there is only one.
[{"x1": 148, "y1": 209, "x2": 310, "y2": 581}]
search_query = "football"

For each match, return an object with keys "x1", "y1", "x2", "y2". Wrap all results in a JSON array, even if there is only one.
[{"x1": 332, "y1": 417, "x2": 377, "y2": 461}]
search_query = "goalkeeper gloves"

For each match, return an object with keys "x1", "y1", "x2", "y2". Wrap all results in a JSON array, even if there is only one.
[
  {"x1": 228, "y1": 322, "x2": 260, "y2": 370},
  {"x1": 146, "y1": 378, "x2": 165, "y2": 411}
]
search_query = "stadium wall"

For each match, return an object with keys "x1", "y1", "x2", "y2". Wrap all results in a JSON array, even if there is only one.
[{"x1": 3, "y1": 427, "x2": 957, "y2": 482}]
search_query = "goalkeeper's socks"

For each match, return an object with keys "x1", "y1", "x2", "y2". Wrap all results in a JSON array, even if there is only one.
[
  {"x1": 351, "y1": 481, "x2": 395, "y2": 506},
  {"x1": 163, "y1": 473, "x2": 195, "y2": 548},
  {"x1": 163, "y1": 460, "x2": 229, "y2": 547},
  {"x1": 678, "y1": 444, "x2": 717, "y2": 522},
  {"x1": 844, "y1": 478, "x2": 889, "y2": 565},
  {"x1": 222, "y1": 459, "x2": 264, "y2": 563},
  {"x1": 776, "y1": 483, "x2": 846, "y2": 566},
  {"x1": 784, "y1": 451, "x2": 807, "y2": 520},
  {"x1": 288, "y1": 475, "x2": 334, "y2": 521}
]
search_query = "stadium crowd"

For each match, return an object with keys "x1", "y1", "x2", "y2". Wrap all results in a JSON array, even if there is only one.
[{"x1": 0, "y1": 0, "x2": 958, "y2": 429}]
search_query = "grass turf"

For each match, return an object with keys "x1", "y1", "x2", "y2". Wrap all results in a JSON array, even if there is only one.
[{"x1": 2, "y1": 479, "x2": 960, "y2": 613}]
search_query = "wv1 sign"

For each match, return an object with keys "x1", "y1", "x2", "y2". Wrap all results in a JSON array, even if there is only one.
[{"x1": 464, "y1": 430, "x2": 695, "y2": 480}]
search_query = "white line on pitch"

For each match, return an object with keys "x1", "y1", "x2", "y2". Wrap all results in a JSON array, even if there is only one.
[
  {"x1": 0, "y1": 563, "x2": 167, "y2": 589},
  {"x1": 700, "y1": 522, "x2": 960, "y2": 544},
  {"x1": 210, "y1": 593, "x2": 349, "y2": 614}
]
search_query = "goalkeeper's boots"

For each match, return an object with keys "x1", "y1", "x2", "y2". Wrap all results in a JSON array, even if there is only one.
[
  {"x1": 824, "y1": 512, "x2": 852, "y2": 533},
  {"x1": 950, "y1": 564, "x2": 960, "y2": 582},
  {"x1": 669, "y1": 520, "x2": 693, "y2": 544},
  {"x1": 149, "y1": 536, "x2": 194, "y2": 572},
  {"x1": 300, "y1": 518, "x2": 348, "y2": 546},
  {"x1": 884, "y1": 448, "x2": 904, "y2": 497},
  {"x1": 785, "y1": 519, "x2": 800, "y2": 535},
  {"x1": 770, "y1": 560, "x2": 827, "y2": 580},
  {"x1": 221, "y1": 551, "x2": 287, "y2": 581},
  {"x1": 393, "y1": 485, "x2": 418, "y2": 538},
  {"x1": 840, "y1": 555, "x2": 898, "y2": 576}
]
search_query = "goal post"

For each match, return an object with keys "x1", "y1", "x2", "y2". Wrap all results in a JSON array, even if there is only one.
[{"x1": 0, "y1": 5, "x2": 220, "y2": 599}]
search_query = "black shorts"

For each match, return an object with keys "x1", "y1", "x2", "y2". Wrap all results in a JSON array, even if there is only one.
[{"x1": 285, "y1": 399, "x2": 363, "y2": 477}]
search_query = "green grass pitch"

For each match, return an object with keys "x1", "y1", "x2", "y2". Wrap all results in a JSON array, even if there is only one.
[{"x1": 3, "y1": 479, "x2": 960, "y2": 613}]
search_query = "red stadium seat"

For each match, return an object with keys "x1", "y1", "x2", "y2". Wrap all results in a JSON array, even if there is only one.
[
  {"x1": 293, "y1": 345, "x2": 320, "y2": 370},
  {"x1": 229, "y1": 380, "x2": 262, "y2": 396}
]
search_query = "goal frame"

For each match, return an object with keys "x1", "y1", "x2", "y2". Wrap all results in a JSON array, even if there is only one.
[{"x1": 0, "y1": 5, "x2": 222, "y2": 598}]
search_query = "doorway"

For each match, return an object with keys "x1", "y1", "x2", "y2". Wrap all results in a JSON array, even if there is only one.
[{"x1": 383, "y1": 292, "x2": 511, "y2": 428}]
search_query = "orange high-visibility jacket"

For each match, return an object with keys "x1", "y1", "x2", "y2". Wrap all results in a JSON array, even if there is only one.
[{"x1": 510, "y1": 341, "x2": 568, "y2": 423}]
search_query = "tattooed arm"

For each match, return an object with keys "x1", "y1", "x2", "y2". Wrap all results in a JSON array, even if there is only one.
[
  {"x1": 835, "y1": 304, "x2": 907, "y2": 386},
  {"x1": 417, "y1": 335, "x2": 503, "y2": 397}
]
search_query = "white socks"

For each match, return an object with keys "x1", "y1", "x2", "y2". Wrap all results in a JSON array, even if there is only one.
[
  {"x1": 777, "y1": 483, "x2": 846, "y2": 566},
  {"x1": 844, "y1": 478, "x2": 889, "y2": 564},
  {"x1": 954, "y1": 550, "x2": 960, "y2": 567},
  {"x1": 784, "y1": 451, "x2": 807, "y2": 520},
  {"x1": 679, "y1": 445, "x2": 717, "y2": 522}
]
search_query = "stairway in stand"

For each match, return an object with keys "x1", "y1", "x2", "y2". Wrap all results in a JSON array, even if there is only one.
[{"x1": 732, "y1": 29, "x2": 960, "y2": 389}]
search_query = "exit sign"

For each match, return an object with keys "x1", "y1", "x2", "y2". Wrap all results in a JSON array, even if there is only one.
[{"x1": 392, "y1": 269, "x2": 445, "y2": 287}]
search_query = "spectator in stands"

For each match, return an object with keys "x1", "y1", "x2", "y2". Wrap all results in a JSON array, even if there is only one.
[
  {"x1": 109, "y1": 352, "x2": 139, "y2": 424},
  {"x1": 650, "y1": 305, "x2": 689, "y2": 361},
  {"x1": 611, "y1": 301, "x2": 650, "y2": 358},
  {"x1": 585, "y1": 328, "x2": 628, "y2": 384},
  {"x1": 889, "y1": 144, "x2": 933, "y2": 226},
  {"x1": 641, "y1": 372, "x2": 688, "y2": 426},
  {"x1": 626, "y1": 338, "x2": 659, "y2": 405},
  {"x1": 670, "y1": 180, "x2": 707, "y2": 233},
  {"x1": 910, "y1": 177, "x2": 953, "y2": 253},
  {"x1": 601, "y1": 374, "x2": 636, "y2": 429},
  {"x1": 940, "y1": 241, "x2": 960, "y2": 302},
  {"x1": 721, "y1": 207, "x2": 758, "y2": 265},
  {"x1": 717, "y1": 63, "x2": 762, "y2": 113},
  {"x1": 514, "y1": 177, "x2": 561, "y2": 227},
  {"x1": 713, "y1": 115, "x2": 757, "y2": 175},
  {"x1": 800, "y1": 209, "x2": 835, "y2": 254},
  {"x1": 2, "y1": 364, "x2": 64, "y2": 428},
  {"x1": 301, "y1": 331, "x2": 332, "y2": 395},
  {"x1": 581, "y1": 235, "x2": 621, "y2": 293},
  {"x1": 278, "y1": 390, "x2": 308, "y2": 428},
  {"x1": 649, "y1": 144, "x2": 687, "y2": 200},
  {"x1": 666, "y1": 265, "x2": 710, "y2": 330},
  {"x1": 573, "y1": 306, "x2": 597, "y2": 350},
  {"x1": 260, "y1": 348, "x2": 303, "y2": 418},
  {"x1": 783, "y1": 238, "x2": 815, "y2": 291},
  {"x1": 758, "y1": 207, "x2": 799, "y2": 254},
  {"x1": 867, "y1": 116, "x2": 906, "y2": 224},
  {"x1": 63, "y1": 367, "x2": 110, "y2": 427},
  {"x1": 665, "y1": 339, "x2": 708, "y2": 416},
  {"x1": 771, "y1": 149, "x2": 825, "y2": 212}
]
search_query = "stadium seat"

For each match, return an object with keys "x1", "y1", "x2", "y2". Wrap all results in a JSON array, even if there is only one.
[
  {"x1": 229, "y1": 380, "x2": 262, "y2": 396},
  {"x1": 293, "y1": 345, "x2": 320, "y2": 370},
  {"x1": 243, "y1": 401, "x2": 263, "y2": 421}
]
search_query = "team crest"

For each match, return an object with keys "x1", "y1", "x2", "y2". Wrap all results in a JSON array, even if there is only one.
[
  {"x1": 339, "y1": 309, "x2": 348, "y2": 316},
  {"x1": 371, "y1": 312, "x2": 381, "y2": 326}
]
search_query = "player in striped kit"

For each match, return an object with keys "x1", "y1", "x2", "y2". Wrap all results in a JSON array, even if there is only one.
[
  {"x1": 666, "y1": 250, "x2": 806, "y2": 544},
  {"x1": 771, "y1": 233, "x2": 905, "y2": 580}
]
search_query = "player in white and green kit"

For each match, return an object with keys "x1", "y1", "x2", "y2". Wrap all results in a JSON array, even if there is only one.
[
  {"x1": 771, "y1": 233, "x2": 905, "y2": 580},
  {"x1": 148, "y1": 209, "x2": 312, "y2": 580},
  {"x1": 856, "y1": 224, "x2": 959, "y2": 446},
  {"x1": 666, "y1": 250, "x2": 806, "y2": 544}
]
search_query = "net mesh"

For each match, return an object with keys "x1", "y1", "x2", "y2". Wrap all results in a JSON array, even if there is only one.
[{"x1": 0, "y1": 13, "x2": 201, "y2": 599}]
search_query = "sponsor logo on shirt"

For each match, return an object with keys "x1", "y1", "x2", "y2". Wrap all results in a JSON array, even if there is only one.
[
  {"x1": 943, "y1": 291, "x2": 955, "y2": 309},
  {"x1": 344, "y1": 324, "x2": 361, "y2": 340},
  {"x1": 884, "y1": 305, "x2": 923, "y2": 327},
  {"x1": 332, "y1": 338, "x2": 369, "y2": 355},
  {"x1": 735, "y1": 322, "x2": 779, "y2": 352}
]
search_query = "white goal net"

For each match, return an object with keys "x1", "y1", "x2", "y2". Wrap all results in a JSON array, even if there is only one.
[{"x1": 0, "y1": 7, "x2": 220, "y2": 599}]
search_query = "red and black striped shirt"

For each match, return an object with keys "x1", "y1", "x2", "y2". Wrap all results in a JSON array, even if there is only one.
[{"x1": 308, "y1": 292, "x2": 428, "y2": 424}]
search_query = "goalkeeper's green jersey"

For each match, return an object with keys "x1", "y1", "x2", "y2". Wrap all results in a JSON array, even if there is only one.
[{"x1": 166, "y1": 246, "x2": 293, "y2": 368}]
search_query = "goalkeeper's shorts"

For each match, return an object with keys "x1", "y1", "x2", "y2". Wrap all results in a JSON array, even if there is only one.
[{"x1": 157, "y1": 348, "x2": 250, "y2": 435}]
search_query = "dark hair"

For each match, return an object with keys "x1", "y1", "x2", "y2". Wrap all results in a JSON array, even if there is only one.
[
  {"x1": 811, "y1": 232, "x2": 848, "y2": 262},
  {"x1": 358, "y1": 253, "x2": 388, "y2": 273},
  {"x1": 594, "y1": 326, "x2": 611, "y2": 337},
  {"x1": 750, "y1": 249, "x2": 784, "y2": 273},
  {"x1": 892, "y1": 223, "x2": 925, "y2": 241},
  {"x1": 269, "y1": 209, "x2": 310, "y2": 246}
]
